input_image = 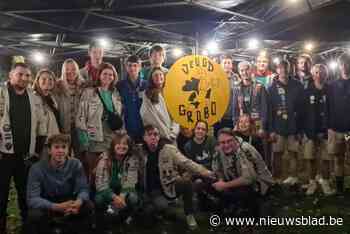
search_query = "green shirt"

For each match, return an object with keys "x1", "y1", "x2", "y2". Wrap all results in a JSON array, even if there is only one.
[
  {"x1": 100, "y1": 90, "x2": 114, "y2": 112},
  {"x1": 78, "y1": 90, "x2": 114, "y2": 151},
  {"x1": 95, "y1": 159, "x2": 122, "y2": 206}
]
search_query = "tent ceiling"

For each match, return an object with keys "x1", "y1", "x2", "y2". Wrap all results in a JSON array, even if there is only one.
[{"x1": 0, "y1": 0, "x2": 347, "y2": 61}]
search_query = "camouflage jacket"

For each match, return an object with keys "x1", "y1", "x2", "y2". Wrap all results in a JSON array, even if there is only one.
[
  {"x1": 76, "y1": 87, "x2": 123, "y2": 142},
  {"x1": 94, "y1": 151, "x2": 142, "y2": 205},
  {"x1": 0, "y1": 84, "x2": 47, "y2": 154},
  {"x1": 139, "y1": 143, "x2": 209, "y2": 199},
  {"x1": 212, "y1": 138, "x2": 273, "y2": 195}
]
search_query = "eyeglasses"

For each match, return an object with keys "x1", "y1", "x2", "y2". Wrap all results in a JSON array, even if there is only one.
[
  {"x1": 218, "y1": 138, "x2": 234, "y2": 145},
  {"x1": 145, "y1": 132, "x2": 160, "y2": 137}
]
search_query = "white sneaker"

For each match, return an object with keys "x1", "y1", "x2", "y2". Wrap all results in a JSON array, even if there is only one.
[
  {"x1": 283, "y1": 176, "x2": 299, "y2": 186},
  {"x1": 306, "y1": 180, "x2": 318, "y2": 195},
  {"x1": 315, "y1": 174, "x2": 322, "y2": 182},
  {"x1": 125, "y1": 216, "x2": 133, "y2": 225},
  {"x1": 319, "y1": 178, "x2": 335, "y2": 196},
  {"x1": 186, "y1": 214, "x2": 198, "y2": 230}
]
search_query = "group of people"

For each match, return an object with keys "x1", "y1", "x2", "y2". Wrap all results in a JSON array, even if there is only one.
[
  {"x1": 224, "y1": 52, "x2": 350, "y2": 199},
  {"x1": 0, "y1": 41, "x2": 349, "y2": 234}
]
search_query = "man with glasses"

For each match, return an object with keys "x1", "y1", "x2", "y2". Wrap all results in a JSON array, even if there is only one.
[{"x1": 212, "y1": 128, "x2": 272, "y2": 215}]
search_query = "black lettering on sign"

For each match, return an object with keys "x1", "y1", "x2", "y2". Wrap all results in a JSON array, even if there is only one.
[
  {"x1": 179, "y1": 105, "x2": 186, "y2": 116},
  {"x1": 182, "y1": 64, "x2": 189, "y2": 74},
  {"x1": 187, "y1": 111, "x2": 193, "y2": 123},
  {"x1": 203, "y1": 58, "x2": 208, "y2": 68},
  {"x1": 204, "y1": 107, "x2": 209, "y2": 119},
  {"x1": 208, "y1": 60, "x2": 214, "y2": 72},
  {"x1": 195, "y1": 57, "x2": 200, "y2": 66},
  {"x1": 196, "y1": 111, "x2": 201, "y2": 121},
  {"x1": 211, "y1": 102, "x2": 217, "y2": 115}
]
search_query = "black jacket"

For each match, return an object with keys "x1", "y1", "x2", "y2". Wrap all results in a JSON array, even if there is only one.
[
  {"x1": 268, "y1": 78, "x2": 304, "y2": 136},
  {"x1": 327, "y1": 79, "x2": 350, "y2": 132},
  {"x1": 302, "y1": 82, "x2": 328, "y2": 139}
]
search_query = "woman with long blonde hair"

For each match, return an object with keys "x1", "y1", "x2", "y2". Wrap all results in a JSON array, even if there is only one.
[{"x1": 54, "y1": 58, "x2": 85, "y2": 156}]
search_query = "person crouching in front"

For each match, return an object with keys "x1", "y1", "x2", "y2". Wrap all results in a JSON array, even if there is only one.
[
  {"x1": 140, "y1": 125, "x2": 214, "y2": 230},
  {"x1": 212, "y1": 128, "x2": 273, "y2": 217},
  {"x1": 94, "y1": 131, "x2": 141, "y2": 233},
  {"x1": 26, "y1": 134, "x2": 93, "y2": 234}
]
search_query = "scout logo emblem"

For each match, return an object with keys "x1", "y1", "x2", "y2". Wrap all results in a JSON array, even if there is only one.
[
  {"x1": 163, "y1": 55, "x2": 230, "y2": 129},
  {"x1": 345, "y1": 134, "x2": 350, "y2": 142},
  {"x1": 310, "y1": 95, "x2": 315, "y2": 104}
]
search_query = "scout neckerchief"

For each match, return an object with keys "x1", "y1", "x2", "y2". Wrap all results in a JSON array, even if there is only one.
[
  {"x1": 237, "y1": 81, "x2": 262, "y2": 139},
  {"x1": 237, "y1": 81, "x2": 258, "y2": 116},
  {"x1": 238, "y1": 81, "x2": 263, "y2": 117},
  {"x1": 85, "y1": 61, "x2": 99, "y2": 82},
  {"x1": 311, "y1": 83, "x2": 327, "y2": 137},
  {"x1": 110, "y1": 156, "x2": 126, "y2": 192},
  {"x1": 275, "y1": 80, "x2": 288, "y2": 121},
  {"x1": 219, "y1": 151, "x2": 239, "y2": 181}
]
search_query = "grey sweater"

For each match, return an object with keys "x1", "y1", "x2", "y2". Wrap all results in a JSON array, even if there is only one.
[{"x1": 27, "y1": 158, "x2": 89, "y2": 210}]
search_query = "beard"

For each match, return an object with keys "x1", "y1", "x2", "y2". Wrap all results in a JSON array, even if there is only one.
[{"x1": 12, "y1": 83, "x2": 27, "y2": 91}]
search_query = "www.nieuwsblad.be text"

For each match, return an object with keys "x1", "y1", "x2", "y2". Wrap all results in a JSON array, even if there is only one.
[{"x1": 209, "y1": 215, "x2": 343, "y2": 227}]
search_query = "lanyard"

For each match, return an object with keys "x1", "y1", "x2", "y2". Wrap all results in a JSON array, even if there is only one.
[
  {"x1": 238, "y1": 83, "x2": 260, "y2": 115},
  {"x1": 238, "y1": 84, "x2": 253, "y2": 115},
  {"x1": 275, "y1": 81, "x2": 287, "y2": 110}
]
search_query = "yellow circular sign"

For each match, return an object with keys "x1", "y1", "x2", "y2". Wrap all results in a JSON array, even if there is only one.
[{"x1": 164, "y1": 55, "x2": 230, "y2": 129}]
